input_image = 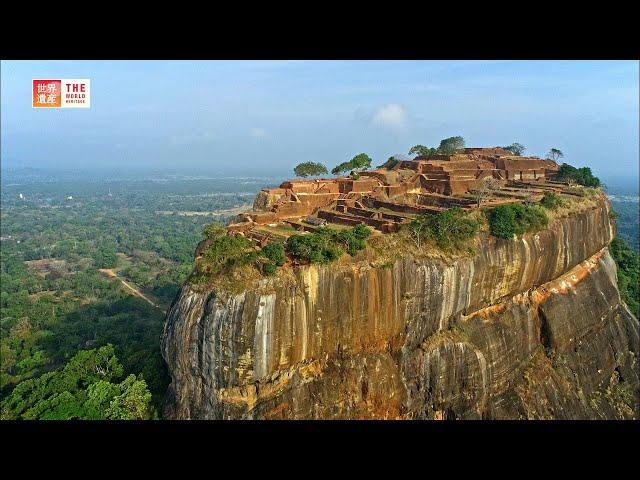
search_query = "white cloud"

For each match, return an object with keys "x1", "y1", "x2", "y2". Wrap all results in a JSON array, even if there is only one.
[
  {"x1": 249, "y1": 127, "x2": 268, "y2": 139},
  {"x1": 371, "y1": 104, "x2": 408, "y2": 131}
]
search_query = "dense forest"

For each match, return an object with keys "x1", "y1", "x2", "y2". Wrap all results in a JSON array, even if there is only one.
[
  {"x1": 0, "y1": 169, "x2": 637, "y2": 419},
  {"x1": 1, "y1": 171, "x2": 262, "y2": 418}
]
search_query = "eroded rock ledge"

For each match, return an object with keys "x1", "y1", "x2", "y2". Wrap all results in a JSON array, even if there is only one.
[{"x1": 161, "y1": 197, "x2": 639, "y2": 419}]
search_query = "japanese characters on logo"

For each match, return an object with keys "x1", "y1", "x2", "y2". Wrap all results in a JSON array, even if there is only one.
[{"x1": 33, "y1": 79, "x2": 90, "y2": 108}]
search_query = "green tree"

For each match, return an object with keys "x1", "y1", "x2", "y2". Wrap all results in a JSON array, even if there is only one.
[
  {"x1": 556, "y1": 163, "x2": 600, "y2": 187},
  {"x1": 331, "y1": 162, "x2": 353, "y2": 175},
  {"x1": 437, "y1": 136, "x2": 465, "y2": 155},
  {"x1": 293, "y1": 162, "x2": 328, "y2": 178},
  {"x1": 408, "y1": 145, "x2": 438, "y2": 158},
  {"x1": 1, "y1": 345, "x2": 154, "y2": 420},
  {"x1": 331, "y1": 153, "x2": 372, "y2": 175},
  {"x1": 351, "y1": 153, "x2": 372, "y2": 171},
  {"x1": 92, "y1": 244, "x2": 117, "y2": 269},
  {"x1": 378, "y1": 157, "x2": 398, "y2": 169},
  {"x1": 260, "y1": 242, "x2": 287, "y2": 275},
  {"x1": 547, "y1": 148, "x2": 564, "y2": 162},
  {"x1": 503, "y1": 143, "x2": 526, "y2": 156},
  {"x1": 334, "y1": 223, "x2": 371, "y2": 256},
  {"x1": 489, "y1": 205, "x2": 517, "y2": 239},
  {"x1": 105, "y1": 375, "x2": 153, "y2": 420}
]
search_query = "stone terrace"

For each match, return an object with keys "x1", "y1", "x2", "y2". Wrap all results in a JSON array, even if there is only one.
[{"x1": 226, "y1": 148, "x2": 564, "y2": 243}]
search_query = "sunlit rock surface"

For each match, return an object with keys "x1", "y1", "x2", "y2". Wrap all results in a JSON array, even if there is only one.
[{"x1": 161, "y1": 197, "x2": 639, "y2": 419}]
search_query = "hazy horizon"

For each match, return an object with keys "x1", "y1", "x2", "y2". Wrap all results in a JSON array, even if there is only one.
[{"x1": 1, "y1": 60, "x2": 638, "y2": 182}]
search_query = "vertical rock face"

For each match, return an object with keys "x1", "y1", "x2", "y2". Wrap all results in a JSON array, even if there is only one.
[{"x1": 161, "y1": 198, "x2": 639, "y2": 419}]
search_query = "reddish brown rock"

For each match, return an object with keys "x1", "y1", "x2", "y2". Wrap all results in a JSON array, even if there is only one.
[{"x1": 161, "y1": 196, "x2": 639, "y2": 419}]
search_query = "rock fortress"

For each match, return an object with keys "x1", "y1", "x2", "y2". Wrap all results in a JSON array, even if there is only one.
[
  {"x1": 162, "y1": 145, "x2": 639, "y2": 420},
  {"x1": 224, "y1": 147, "x2": 562, "y2": 246}
]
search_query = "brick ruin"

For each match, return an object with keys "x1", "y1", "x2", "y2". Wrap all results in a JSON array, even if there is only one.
[{"x1": 225, "y1": 148, "x2": 565, "y2": 244}]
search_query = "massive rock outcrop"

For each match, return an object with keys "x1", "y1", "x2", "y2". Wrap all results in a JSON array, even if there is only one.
[{"x1": 161, "y1": 196, "x2": 639, "y2": 419}]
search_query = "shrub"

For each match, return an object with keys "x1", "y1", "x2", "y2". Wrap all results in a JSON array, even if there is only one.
[
  {"x1": 489, "y1": 206, "x2": 517, "y2": 239},
  {"x1": 260, "y1": 242, "x2": 287, "y2": 276},
  {"x1": 489, "y1": 204, "x2": 549, "y2": 239},
  {"x1": 540, "y1": 191, "x2": 564, "y2": 210},
  {"x1": 286, "y1": 229, "x2": 341, "y2": 264},
  {"x1": 427, "y1": 207, "x2": 480, "y2": 250},
  {"x1": 377, "y1": 261, "x2": 394, "y2": 269},
  {"x1": 515, "y1": 204, "x2": 548, "y2": 232},
  {"x1": 336, "y1": 231, "x2": 363, "y2": 256},
  {"x1": 202, "y1": 233, "x2": 257, "y2": 274},
  {"x1": 405, "y1": 207, "x2": 479, "y2": 251},
  {"x1": 203, "y1": 222, "x2": 226, "y2": 239},
  {"x1": 285, "y1": 224, "x2": 370, "y2": 264},
  {"x1": 352, "y1": 223, "x2": 372, "y2": 240},
  {"x1": 262, "y1": 262, "x2": 278, "y2": 276},
  {"x1": 262, "y1": 242, "x2": 286, "y2": 266}
]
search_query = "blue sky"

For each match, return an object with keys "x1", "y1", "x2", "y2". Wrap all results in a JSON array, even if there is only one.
[{"x1": 1, "y1": 60, "x2": 638, "y2": 180}]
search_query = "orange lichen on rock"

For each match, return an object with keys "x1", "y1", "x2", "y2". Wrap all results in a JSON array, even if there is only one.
[
  {"x1": 531, "y1": 248, "x2": 606, "y2": 304},
  {"x1": 463, "y1": 248, "x2": 608, "y2": 323},
  {"x1": 461, "y1": 300, "x2": 511, "y2": 321}
]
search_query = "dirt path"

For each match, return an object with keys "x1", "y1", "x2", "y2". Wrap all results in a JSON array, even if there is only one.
[{"x1": 99, "y1": 269, "x2": 166, "y2": 313}]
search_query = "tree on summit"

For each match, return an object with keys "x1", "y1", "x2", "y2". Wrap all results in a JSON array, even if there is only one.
[
  {"x1": 503, "y1": 143, "x2": 526, "y2": 156},
  {"x1": 349, "y1": 153, "x2": 372, "y2": 171},
  {"x1": 437, "y1": 136, "x2": 465, "y2": 155},
  {"x1": 331, "y1": 153, "x2": 372, "y2": 175},
  {"x1": 293, "y1": 162, "x2": 328, "y2": 178},
  {"x1": 408, "y1": 145, "x2": 437, "y2": 158},
  {"x1": 546, "y1": 148, "x2": 564, "y2": 162}
]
